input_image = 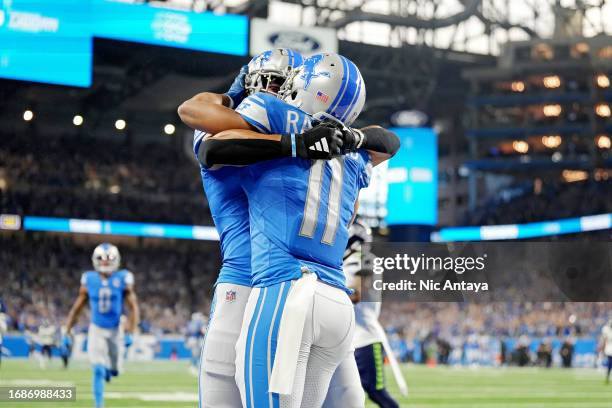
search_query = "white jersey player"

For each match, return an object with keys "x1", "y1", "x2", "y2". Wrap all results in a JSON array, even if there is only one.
[
  {"x1": 601, "y1": 320, "x2": 612, "y2": 384},
  {"x1": 325, "y1": 220, "x2": 403, "y2": 408}
]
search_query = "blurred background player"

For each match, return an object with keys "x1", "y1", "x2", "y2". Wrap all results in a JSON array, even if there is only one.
[
  {"x1": 601, "y1": 319, "x2": 612, "y2": 384},
  {"x1": 64, "y1": 243, "x2": 140, "y2": 408},
  {"x1": 0, "y1": 299, "x2": 7, "y2": 368},
  {"x1": 185, "y1": 312, "x2": 207, "y2": 376},
  {"x1": 178, "y1": 48, "x2": 305, "y2": 408},
  {"x1": 34, "y1": 318, "x2": 58, "y2": 369}
]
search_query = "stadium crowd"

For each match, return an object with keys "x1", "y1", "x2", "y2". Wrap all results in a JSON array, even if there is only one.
[
  {"x1": 0, "y1": 233, "x2": 218, "y2": 336},
  {"x1": 2, "y1": 234, "x2": 609, "y2": 349},
  {"x1": 0, "y1": 131, "x2": 211, "y2": 225},
  {"x1": 466, "y1": 179, "x2": 612, "y2": 226}
]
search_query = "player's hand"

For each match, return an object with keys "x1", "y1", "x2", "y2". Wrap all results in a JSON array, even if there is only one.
[
  {"x1": 225, "y1": 65, "x2": 248, "y2": 108},
  {"x1": 61, "y1": 327, "x2": 73, "y2": 348},
  {"x1": 296, "y1": 123, "x2": 344, "y2": 160},
  {"x1": 124, "y1": 333, "x2": 134, "y2": 349},
  {"x1": 339, "y1": 127, "x2": 365, "y2": 153}
]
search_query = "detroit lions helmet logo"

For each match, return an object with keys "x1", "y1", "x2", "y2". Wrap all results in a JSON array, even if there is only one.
[
  {"x1": 254, "y1": 50, "x2": 273, "y2": 69},
  {"x1": 300, "y1": 54, "x2": 330, "y2": 90}
]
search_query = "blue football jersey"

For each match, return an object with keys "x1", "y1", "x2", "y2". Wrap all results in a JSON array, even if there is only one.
[
  {"x1": 236, "y1": 92, "x2": 372, "y2": 291},
  {"x1": 81, "y1": 269, "x2": 133, "y2": 329},
  {"x1": 194, "y1": 131, "x2": 251, "y2": 287}
]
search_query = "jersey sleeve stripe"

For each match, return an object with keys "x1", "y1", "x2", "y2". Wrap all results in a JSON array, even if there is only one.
[
  {"x1": 242, "y1": 116, "x2": 270, "y2": 133},
  {"x1": 250, "y1": 95, "x2": 266, "y2": 107}
]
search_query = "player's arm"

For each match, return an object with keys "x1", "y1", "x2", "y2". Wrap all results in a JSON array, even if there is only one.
[
  {"x1": 177, "y1": 65, "x2": 249, "y2": 132},
  {"x1": 124, "y1": 285, "x2": 140, "y2": 334},
  {"x1": 177, "y1": 93, "x2": 252, "y2": 134},
  {"x1": 345, "y1": 126, "x2": 401, "y2": 167},
  {"x1": 65, "y1": 286, "x2": 88, "y2": 333},
  {"x1": 199, "y1": 124, "x2": 346, "y2": 167}
]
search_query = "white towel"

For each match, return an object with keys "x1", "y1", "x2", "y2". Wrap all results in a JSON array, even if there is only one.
[{"x1": 269, "y1": 272, "x2": 317, "y2": 395}]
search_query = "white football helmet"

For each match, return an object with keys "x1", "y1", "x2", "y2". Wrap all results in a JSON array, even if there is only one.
[
  {"x1": 245, "y1": 48, "x2": 303, "y2": 95},
  {"x1": 92, "y1": 243, "x2": 121, "y2": 274},
  {"x1": 280, "y1": 52, "x2": 366, "y2": 126}
]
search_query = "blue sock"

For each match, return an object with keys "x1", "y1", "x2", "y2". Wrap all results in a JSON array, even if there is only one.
[{"x1": 92, "y1": 364, "x2": 105, "y2": 408}]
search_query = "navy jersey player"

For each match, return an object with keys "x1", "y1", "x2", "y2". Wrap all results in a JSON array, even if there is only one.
[
  {"x1": 193, "y1": 53, "x2": 399, "y2": 408},
  {"x1": 64, "y1": 243, "x2": 139, "y2": 408},
  {"x1": 325, "y1": 220, "x2": 403, "y2": 408}
]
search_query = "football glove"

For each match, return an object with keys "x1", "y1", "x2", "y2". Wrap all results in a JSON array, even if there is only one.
[
  {"x1": 124, "y1": 333, "x2": 134, "y2": 349},
  {"x1": 294, "y1": 123, "x2": 345, "y2": 160},
  {"x1": 225, "y1": 65, "x2": 248, "y2": 108},
  {"x1": 339, "y1": 127, "x2": 365, "y2": 154}
]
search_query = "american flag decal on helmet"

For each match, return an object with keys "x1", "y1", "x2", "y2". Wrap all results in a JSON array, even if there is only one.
[{"x1": 316, "y1": 91, "x2": 329, "y2": 103}]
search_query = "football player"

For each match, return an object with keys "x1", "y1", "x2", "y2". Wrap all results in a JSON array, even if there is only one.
[
  {"x1": 324, "y1": 220, "x2": 402, "y2": 408},
  {"x1": 0, "y1": 299, "x2": 7, "y2": 368},
  {"x1": 179, "y1": 48, "x2": 337, "y2": 408},
  {"x1": 64, "y1": 243, "x2": 139, "y2": 408},
  {"x1": 185, "y1": 312, "x2": 207, "y2": 376},
  {"x1": 191, "y1": 53, "x2": 399, "y2": 407},
  {"x1": 601, "y1": 319, "x2": 612, "y2": 384}
]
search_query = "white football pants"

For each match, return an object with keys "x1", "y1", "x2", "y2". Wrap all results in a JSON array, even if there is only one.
[
  {"x1": 235, "y1": 279, "x2": 355, "y2": 408},
  {"x1": 199, "y1": 283, "x2": 252, "y2": 408}
]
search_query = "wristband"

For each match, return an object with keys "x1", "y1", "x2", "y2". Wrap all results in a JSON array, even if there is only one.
[{"x1": 291, "y1": 134, "x2": 297, "y2": 158}]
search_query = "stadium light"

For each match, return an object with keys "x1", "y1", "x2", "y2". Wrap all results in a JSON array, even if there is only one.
[
  {"x1": 597, "y1": 134, "x2": 611, "y2": 149},
  {"x1": 596, "y1": 74, "x2": 610, "y2": 88},
  {"x1": 115, "y1": 119, "x2": 126, "y2": 130},
  {"x1": 543, "y1": 75, "x2": 561, "y2": 89},
  {"x1": 562, "y1": 169, "x2": 588, "y2": 183},
  {"x1": 164, "y1": 124, "x2": 176, "y2": 135},
  {"x1": 512, "y1": 140, "x2": 529, "y2": 154},
  {"x1": 23, "y1": 110, "x2": 34, "y2": 121},
  {"x1": 595, "y1": 103, "x2": 611, "y2": 118},
  {"x1": 543, "y1": 104, "x2": 562, "y2": 117},
  {"x1": 541, "y1": 135, "x2": 562, "y2": 149},
  {"x1": 511, "y1": 81, "x2": 525, "y2": 92},
  {"x1": 73, "y1": 115, "x2": 84, "y2": 126},
  {"x1": 551, "y1": 152, "x2": 563, "y2": 162}
]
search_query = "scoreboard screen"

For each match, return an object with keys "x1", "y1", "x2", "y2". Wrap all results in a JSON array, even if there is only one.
[
  {"x1": 92, "y1": 0, "x2": 248, "y2": 56},
  {"x1": 0, "y1": 0, "x2": 92, "y2": 87},
  {"x1": 385, "y1": 127, "x2": 438, "y2": 226},
  {"x1": 0, "y1": 0, "x2": 248, "y2": 87}
]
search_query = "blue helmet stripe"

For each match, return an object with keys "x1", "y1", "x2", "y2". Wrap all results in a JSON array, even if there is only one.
[
  {"x1": 326, "y1": 56, "x2": 350, "y2": 116},
  {"x1": 331, "y1": 56, "x2": 358, "y2": 121},
  {"x1": 341, "y1": 67, "x2": 362, "y2": 122}
]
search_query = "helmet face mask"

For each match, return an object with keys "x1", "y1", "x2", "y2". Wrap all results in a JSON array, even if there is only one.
[
  {"x1": 92, "y1": 243, "x2": 121, "y2": 274},
  {"x1": 245, "y1": 49, "x2": 303, "y2": 96}
]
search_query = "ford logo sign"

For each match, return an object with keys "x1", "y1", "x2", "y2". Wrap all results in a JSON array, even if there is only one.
[{"x1": 268, "y1": 31, "x2": 321, "y2": 53}]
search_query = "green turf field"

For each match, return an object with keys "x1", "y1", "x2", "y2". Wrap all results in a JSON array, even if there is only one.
[{"x1": 0, "y1": 359, "x2": 610, "y2": 407}]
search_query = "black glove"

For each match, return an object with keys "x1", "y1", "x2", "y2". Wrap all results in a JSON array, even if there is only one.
[
  {"x1": 339, "y1": 127, "x2": 365, "y2": 153},
  {"x1": 288, "y1": 123, "x2": 345, "y2": 160}
]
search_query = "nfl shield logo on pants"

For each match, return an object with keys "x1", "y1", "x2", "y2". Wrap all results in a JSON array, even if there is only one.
[{"x1": 225, "y1": 290, "x2": 236, "y2": 303}]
